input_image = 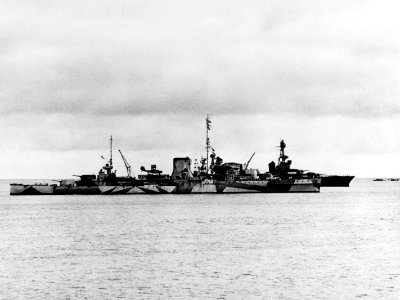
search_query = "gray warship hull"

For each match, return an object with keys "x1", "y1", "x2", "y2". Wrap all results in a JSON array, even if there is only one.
[{"x1": 10, "y1": 178, "x2": 320, "y2": 195}]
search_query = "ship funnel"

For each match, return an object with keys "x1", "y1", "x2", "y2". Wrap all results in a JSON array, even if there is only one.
[
  {"x1": 171, "y1": 157, "x2": 194, "y2": 180},
  {"x1": 268, "y1": 161, "x2": 276, "y2": 174}
]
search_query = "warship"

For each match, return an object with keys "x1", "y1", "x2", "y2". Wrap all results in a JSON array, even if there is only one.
[
  {"x1": 304, "y1": 172, "x2": 354, "y2": 186},
  {"x1": 320, "y1": 175, "x2": 355, "y2": 187},
  {"x1": 10, "y1": 117, "x2": 321, "y2": 195}
]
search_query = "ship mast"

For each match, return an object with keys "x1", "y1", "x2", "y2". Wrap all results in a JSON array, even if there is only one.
[
  {"x1": 102, "y1": 135, "x2": 114, "y2": 175},
  {"x1": 278, "y1": 139, "x2": 285, "y2": 165},
  {"x1": 109, "y1": 135, "x2": 113, "y2": 169},
  {"x1": 206, "y1": 115, "x2": 211, "y2": 174}
]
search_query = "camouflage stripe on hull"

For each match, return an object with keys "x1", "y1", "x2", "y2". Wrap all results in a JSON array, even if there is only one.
[
  {"x1": 10, "y1": 185, "x2": 55, "y2": 195},
  {"x1": 10, "y1": 179, "x2": 320, "y2": 195}
]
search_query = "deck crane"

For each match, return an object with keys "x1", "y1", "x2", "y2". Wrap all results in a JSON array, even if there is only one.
[
  {"x1": 243, "y1": 152, "x2": 255, "y2": 170},
  {"x1": 118, "y1": 149, "x2": 132, "y2": 177}
]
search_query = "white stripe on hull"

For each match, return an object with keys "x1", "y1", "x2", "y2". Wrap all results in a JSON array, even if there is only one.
[
  {"x1": 99, "y1": 186, "x2": 115, "y2": 193},
  {"x1": 142, "y1": 185, "x2": 161, "y2": 193},
  {"x1": 238, "y1": 181, "x2": 269, "y2": 186},
  {"x1": 10, "y1": 185, "x2": 55, "y2": 195},
  {"x1": 35, "y1": 186, "x2": 54, "y2": 194},
  {"x1": 223, "y1": 187, "x2": 260, "y2": 193},
  {"x1": 290, "y1": 182, "x2": 319, "y2": 192},
  {"x1": 158, "y1": 186, "x2": 176, "y2": 193},
  {"x1": 127, "y1": 187, "x2": 146, "y2": 194},
  {"x1": 10, "y1": 185, "x2": 26, "y2": 195},
  {"x1": 111, "y1": 186, "x2": 130, "y2": 193},
  {"x1": 191, "y1": 184, "x2": 217, "y2": 193}
]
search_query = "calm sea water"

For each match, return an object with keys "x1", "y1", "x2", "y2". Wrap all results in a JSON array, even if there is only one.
[{"x1": 0, "y1": 179, "x2": 399, "y2": 299}]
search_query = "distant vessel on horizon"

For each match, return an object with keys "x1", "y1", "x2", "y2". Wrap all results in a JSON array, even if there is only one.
[
  {"x1": 373, "y1": 178, "x2": 399, "y2": 182},
  {"x1": 304, "y1": 173, "x2": 355, "y2": 187}
]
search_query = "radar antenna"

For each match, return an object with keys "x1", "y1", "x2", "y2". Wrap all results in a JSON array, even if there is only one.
[{"x1": 278, "y1": 139, "x2": 287, "y2": 165}]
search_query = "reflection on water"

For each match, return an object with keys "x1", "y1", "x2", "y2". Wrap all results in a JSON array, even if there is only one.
[{"x1": 0, "y1": 179, "x2": 399, "y2": 299}]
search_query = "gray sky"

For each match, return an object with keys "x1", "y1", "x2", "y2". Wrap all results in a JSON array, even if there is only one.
[{"x1": 1, "y1": 0, "x2": 399, "y2": 178}]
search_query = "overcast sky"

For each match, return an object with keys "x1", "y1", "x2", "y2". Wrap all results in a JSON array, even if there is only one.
[{"x1": 1, "y1": 0, "x2": 399, "y2": 178}]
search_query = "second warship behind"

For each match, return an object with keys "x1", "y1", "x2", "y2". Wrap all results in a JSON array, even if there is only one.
[
  {"x1": 320, "y1": 175, "x2": 355, "y2": 187},
  {"x1": 10, "y1": 117, "x2": 321, "y2": 195},
  {"x1": 305, "y1": 173, "x2": 354, "y2": 187}
]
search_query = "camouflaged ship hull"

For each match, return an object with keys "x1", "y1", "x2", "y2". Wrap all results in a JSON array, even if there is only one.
[{"x1": 10, "y1": 178, "x2": 321, "y2": 195}]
